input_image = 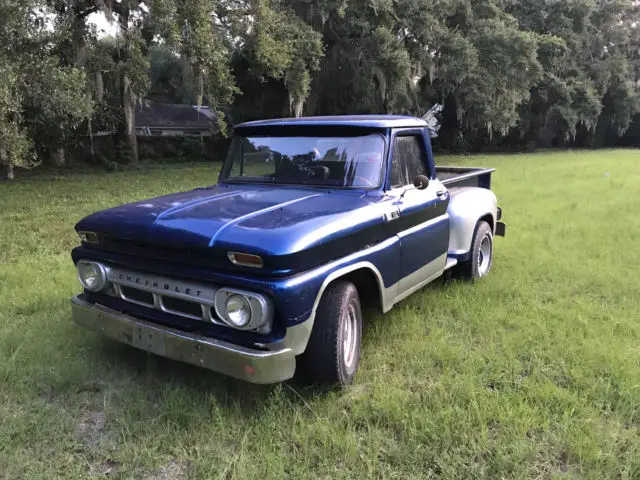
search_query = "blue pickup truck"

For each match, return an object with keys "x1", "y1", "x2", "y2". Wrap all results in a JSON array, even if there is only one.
[{"x1": 71, "y1": 115, "x2": 505, "y2": 386}]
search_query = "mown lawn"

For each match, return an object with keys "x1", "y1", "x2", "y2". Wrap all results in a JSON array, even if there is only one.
[{"x1": 1, "y1": 151, "x2": 639, "y2": 479}]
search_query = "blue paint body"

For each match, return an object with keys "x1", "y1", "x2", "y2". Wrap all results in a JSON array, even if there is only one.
[{"x1": 72, "y1": 115, "x2": 453, "y2": 345}]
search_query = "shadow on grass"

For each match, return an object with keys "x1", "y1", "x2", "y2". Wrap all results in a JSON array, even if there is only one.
[
  {"x1": 360, "y1": 272, "x2": 460, "y2": 336},
  {"x1": 69, "y1": 273, "x2": 470, "y2": 415},
  {"x1": 94, "y1": 339, "x2": 275, "y2": 395},
  {"x1": 89, "y1": 333, "x2": 340, "y2": 416}
]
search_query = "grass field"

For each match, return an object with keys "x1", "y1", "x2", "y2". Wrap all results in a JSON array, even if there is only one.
[{"x1": 1, "y1": 150, "x2": 640, "y2": 479}]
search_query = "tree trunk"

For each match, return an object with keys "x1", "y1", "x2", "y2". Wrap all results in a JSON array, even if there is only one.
[
  {"x1": 293, "y1": 97, "x2": 304, "y2": 117},
  {"x1": 117, "y1": 8, "x2": 138, "y2": 164},
  {"x1": 288, "y1": 91, "x2": 304, "y2": 118},
  {"x1": 196, "y1": 69, "x2": 204, "y2": 106},
  {"x1": 51, "y1": 147, "x2": 66, "y2": 167},
  {"x1": 383, "y1": 94, "x2": 391, "y2": 114},
  {"x1": 0, "y1": 150, "x2": 12, "y2": 180},
  {"x1": 95, "y1": 71, "x2": 104, "y2": 103},
  {"x1": 121, "y1": 73, "x2": 138, "y2": 163},
  {"x1": 70, "y1": 3, "x2": 89, "y2": 67},
  {"x1": 536, "y1": 115, "x2": 555, "y2": 149},
  {"x1": 88, "y1": 118, "x2": 96, "y2": 163},
  {"x1": 0, "y1": 149, "x2": 11, "y2": 180},
  {"x1": 6, "y1": 163, "x2": 14, "y2": 180}
]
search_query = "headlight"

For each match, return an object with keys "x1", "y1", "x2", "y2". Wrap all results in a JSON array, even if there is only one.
[
  {"x1": 214, "y1": 288, "x2": 273, "y2": 333},
  {"x1": 225, "y1": 295, "x2": 251, "y2": 327},
  {"x1": 77, "y1": 261, "x2": 107, "y2": 292}
]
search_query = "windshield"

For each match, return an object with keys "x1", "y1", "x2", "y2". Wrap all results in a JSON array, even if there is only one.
[{"x1": 221, "y1": 134, "x2": 386, "y2": 188}]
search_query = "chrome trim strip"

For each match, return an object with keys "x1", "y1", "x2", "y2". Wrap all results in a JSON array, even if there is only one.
[
  {"x1": 107, "y1": 267, "x2": 217, "y2": 305},
  {"x1": 397, "y1": 214, "x2": 448, "y2": 238}
]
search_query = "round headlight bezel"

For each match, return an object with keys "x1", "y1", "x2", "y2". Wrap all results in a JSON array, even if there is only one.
[
  {"x1": 225, "y1": 294, "x2": 252, "y2": 328},
  {"x1": 213, "y1": 288, "x2": 273, "y2": 333},
  {"x1": 77, "y1": 260, "x2": 108, "y2": 292}
]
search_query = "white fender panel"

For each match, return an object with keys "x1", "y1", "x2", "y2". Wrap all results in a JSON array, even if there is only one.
[{"x1": 447, "y1": 187, "x2": 497, "y2": 256}]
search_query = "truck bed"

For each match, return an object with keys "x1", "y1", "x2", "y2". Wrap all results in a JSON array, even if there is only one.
[{"x1": 436, "y1": 166, "x2": 495, "y2": 189}]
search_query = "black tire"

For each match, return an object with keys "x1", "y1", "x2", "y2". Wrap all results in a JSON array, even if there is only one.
[
  {"x1": 298, "y1": 281, "x2": 362, "y2": 386},
  {"x1": 459, "y1": 220, "x2": 493, "y2": 281}
]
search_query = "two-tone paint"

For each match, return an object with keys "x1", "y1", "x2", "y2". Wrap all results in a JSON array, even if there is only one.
[{"x1": 71, "y1": 115, "x2": 503, "y2": 382}]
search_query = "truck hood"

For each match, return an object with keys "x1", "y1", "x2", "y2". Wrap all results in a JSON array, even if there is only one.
[{"x1": 75, "y1": 184, "x2": 385, "y2": 272}]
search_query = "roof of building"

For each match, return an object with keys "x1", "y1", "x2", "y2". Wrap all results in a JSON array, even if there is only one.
[
  {"x1": 135, "y1": 102, "x2": 216, "y2": 129},
  {"x1": 234, "y1": 115, "x2": 428, "y2": 130}
]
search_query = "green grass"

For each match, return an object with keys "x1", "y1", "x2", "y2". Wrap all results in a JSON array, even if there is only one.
[{"x1": 1, "y1": 151, "x2": 640, "y2": 479}]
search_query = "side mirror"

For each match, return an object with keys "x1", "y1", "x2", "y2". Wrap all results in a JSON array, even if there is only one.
[{"x1": 413, "y1": 175, "x2": 430, "y2": 190}]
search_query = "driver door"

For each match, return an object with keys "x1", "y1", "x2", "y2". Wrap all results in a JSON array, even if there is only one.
[{"x1": 389, "y1": 131, "x2": 450, "y2": 298}]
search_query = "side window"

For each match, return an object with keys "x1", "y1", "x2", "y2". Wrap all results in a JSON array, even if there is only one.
[
  {"x1": 391, "y1": 135, "x2": 428, "y2": 187},
  {"x1": 402, "y1": 135, "x2": 427, "y2": 179},
  {"x1": 390, "y1": 141, "x2": 405, "y2": 187}
]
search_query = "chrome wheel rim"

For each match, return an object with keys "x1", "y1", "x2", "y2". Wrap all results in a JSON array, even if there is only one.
[
  {"x1": 342, "y1": 304, "x2": 358, "y2": 369},
  {"x1": 477, "y1": 234, "x2": 492, "y2": 276}
]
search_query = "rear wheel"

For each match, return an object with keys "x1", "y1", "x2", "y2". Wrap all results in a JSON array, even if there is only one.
[
  {"x1": 459, "y1": 220, "x2": 493, "y2": 280},
  {"x1": 298, "y1": 281, "x2": 362, "y2": 386}
]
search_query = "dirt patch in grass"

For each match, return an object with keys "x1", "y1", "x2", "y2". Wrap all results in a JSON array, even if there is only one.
[
  {"x1": 76, "y1": 411, "x2": 106, "y2": 449},
  {"x1": 89, "y1": 459, "x2": 120, "y2": 476},
  {"x1": 145, "y1": 460, "x2": 188, "y2": 480}
]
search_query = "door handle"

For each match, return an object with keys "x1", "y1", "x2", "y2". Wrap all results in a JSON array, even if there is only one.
[{"x1": 436, "y1": 190, "x2": 448, "y2": 199}]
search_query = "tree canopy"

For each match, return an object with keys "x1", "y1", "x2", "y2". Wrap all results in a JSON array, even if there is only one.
[
  {"x1": 0, "y1": 0, "x2": 92, "y2": 178},
  {"x1": 1, "y1": 0, "x2": 639, "y2": 178}
]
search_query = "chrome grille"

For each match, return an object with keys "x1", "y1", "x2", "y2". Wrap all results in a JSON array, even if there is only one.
[
  {"x1": 119, "y1": 285, "x2": 154, "y2": 306},
  {"x1": 106, "y1": 267, "x2": 224, "y2": 325}
]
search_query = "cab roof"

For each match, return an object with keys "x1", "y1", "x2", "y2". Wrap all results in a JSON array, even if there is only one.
[{"x1": 234, "y1": 115, "x2": 428, "y2": 130}]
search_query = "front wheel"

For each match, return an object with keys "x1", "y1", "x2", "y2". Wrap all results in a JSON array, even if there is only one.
[
  {"x1": 459, "y1": 220, "x2": 493, "y2": 280},
  {"x1": 298, "y1": 281, "x2": 362, "y2": 386}
]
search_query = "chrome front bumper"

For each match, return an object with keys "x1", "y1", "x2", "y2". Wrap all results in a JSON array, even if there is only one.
[{"x1": 71, "y1": 296, "x2": 296, "y2": 384}]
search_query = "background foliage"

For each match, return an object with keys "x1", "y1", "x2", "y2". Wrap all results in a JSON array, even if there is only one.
[{"x1": 1, "y1": 0, "x2": 639, "y2": 178}]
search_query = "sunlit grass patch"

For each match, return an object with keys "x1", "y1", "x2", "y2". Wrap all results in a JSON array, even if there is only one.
[{"x1": 1, "y1": 151, "x2": 639, "y2": 478}]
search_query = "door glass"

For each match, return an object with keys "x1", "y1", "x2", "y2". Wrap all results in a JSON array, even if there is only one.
[
  {"x1": 395, "y1": 136, "x2": 427, "y2": 187},
  {"x1": 390, "y1": 141, "x2": 406, "y2": 188}
]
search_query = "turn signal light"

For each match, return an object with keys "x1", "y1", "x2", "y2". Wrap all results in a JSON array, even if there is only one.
[
  {"x1": 227, "y1": 252, "x2": 264, "y2": 268},
  {"x1": 78, "y1": 231, "x2": 99, "y2": 244}
]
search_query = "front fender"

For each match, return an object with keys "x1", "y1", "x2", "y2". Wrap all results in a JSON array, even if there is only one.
[{"x1": 447, "y1": 187, "x2": 497, "y2": 257}]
